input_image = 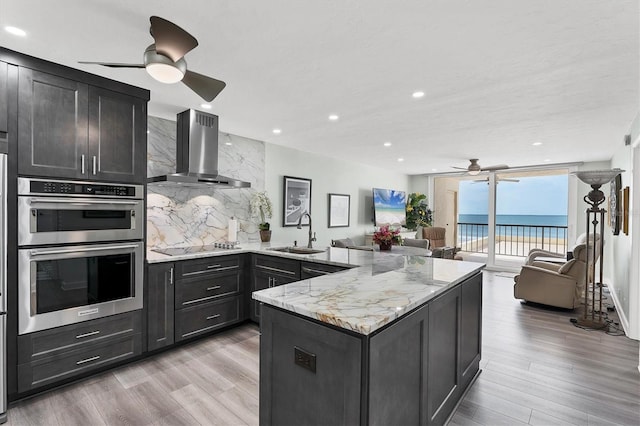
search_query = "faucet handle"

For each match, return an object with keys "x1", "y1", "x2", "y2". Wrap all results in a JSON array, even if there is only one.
[
  {"x1": 294, "y1": 240, "x2": 297, "y2": 247},
  {"x1": 312, "y1": 232, "x2": 317, "y2": 242}
]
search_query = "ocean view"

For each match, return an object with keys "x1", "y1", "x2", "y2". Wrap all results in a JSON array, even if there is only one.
[{"x1": 458, "y1": 214, "x2": 568, "y2": 242}]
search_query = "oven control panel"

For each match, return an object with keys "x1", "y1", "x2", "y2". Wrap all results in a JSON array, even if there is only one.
[{"x1": 18, "y1": 178, "x2": 143, "y2": 198}]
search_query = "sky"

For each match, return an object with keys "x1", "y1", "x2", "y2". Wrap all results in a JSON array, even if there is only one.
[{"x1": 458, "y1": 174, "x2": 569, "y2": 216}]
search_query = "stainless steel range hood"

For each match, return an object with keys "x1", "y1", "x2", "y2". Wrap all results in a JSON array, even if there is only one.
[{"x1": 148, "y1": 109, "x2": 251, "y2": 188}]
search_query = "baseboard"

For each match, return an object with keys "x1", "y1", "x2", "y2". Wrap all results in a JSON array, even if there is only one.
[{"x1": 606, "y1": 284, "x2": 633, "y2": 339}]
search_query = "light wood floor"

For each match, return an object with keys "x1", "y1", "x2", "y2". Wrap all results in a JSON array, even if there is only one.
[{"x1": 6, "y1": 271, "x2": 640, "y2": 425}]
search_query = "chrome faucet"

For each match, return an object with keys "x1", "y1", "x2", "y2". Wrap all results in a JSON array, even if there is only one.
[{"x1": 297, "y1": 211, "x2": 316, "y2": 248}]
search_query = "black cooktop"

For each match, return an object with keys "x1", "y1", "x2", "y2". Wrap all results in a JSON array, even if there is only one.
[{"x1": 152, "y1": 243, "x2": 240, "y2": 256}]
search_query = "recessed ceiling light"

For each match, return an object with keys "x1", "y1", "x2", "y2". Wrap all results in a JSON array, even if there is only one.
[
  {"x1": 5, "y1": 26, "x2": 26, "y2": 37},
  {"x1": 225, "y1": 142, "x2": 232, "y2": 146},
  {"x1": 412, "y1": 91, "x2": 425, "y2": 98},
  {"x1": 200, "y1": 103, "x2": 212, "y2": 110},
  {"x1": 397, "y1": 158, "x2": 404, "y2": 162},
  {"x1": 383, "y1": 142, "x2": 392, "y2": 147},
  {"x1": 272, "y1": 128, "x2": 282, "y2": 135},
  {"x1": 432, "y1": 168, "x2": 438, "y2": 172},
  {"x1": 328, "y1": 114, "x2": 339, "y2": 121},
  {"x1": 532, "y1": 142, "x2": 543, "y2": 146},
  {"x1": 544, "y1": 159, "x2": 551, "y2": 162}
]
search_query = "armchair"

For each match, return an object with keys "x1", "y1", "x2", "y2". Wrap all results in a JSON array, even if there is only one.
[
  {"x1": 421, "y1": 227, "x2": 446, "y2": 248},
  {"x1": 525, "y1": 232, "x2": 600, "y2": 265},
  {"x1": 514, "y1": 244, "x2": 587, "y2": 309}
]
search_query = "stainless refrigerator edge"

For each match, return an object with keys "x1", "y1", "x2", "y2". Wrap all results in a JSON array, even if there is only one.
[{"x1": 0, "y1": 153, "x2": 7, "y2": 423}]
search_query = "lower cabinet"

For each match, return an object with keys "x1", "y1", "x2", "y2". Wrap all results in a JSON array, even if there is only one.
[
  {"x1": 175, "y1": 295, "x2": 243, "y2": 341},
  {"x1": 16, "y1": 310, "x2": 143, "y2": 393},
  {"x1": 251, "y1": 255, "x2": 301, "y2": 322},
  {"x1": 300, "y1": 261, "x2": 350, "y2": 279},
  {"x1": 147, "y1": 262, "x2": 175, "y2": 351}
]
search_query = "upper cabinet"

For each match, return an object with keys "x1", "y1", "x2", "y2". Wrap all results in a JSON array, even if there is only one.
[
  {"x1": 18, "y1": 68, "x2": 89, "y2": 180},
  {"x1": 17, "y1": 67, "x2": 147, "y2": 183},
  {"x1": 0, "y1": 61, "x2": 8, "y2": 137},
  {"x1": 88, "y1": 86, "x2": 146, "y2": 183}
]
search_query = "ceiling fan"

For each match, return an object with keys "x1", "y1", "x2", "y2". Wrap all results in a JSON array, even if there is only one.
[
  {"x1": 79, "y1": 16, "x2": 225, "y2": 102},
  {"x1": 452, "y1": 159, "x2": 509, "y2": 175},
  {"x1": 472, "y1": 177, "x2": 519, "y2": 184}
]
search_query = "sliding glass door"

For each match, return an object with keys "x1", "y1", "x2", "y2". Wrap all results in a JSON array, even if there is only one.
[{"x1": 436, "y1": 169, "x2": 570, "y2": 271}]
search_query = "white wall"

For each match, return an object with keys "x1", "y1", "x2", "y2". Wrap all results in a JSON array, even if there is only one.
[{"x1": 264, "y1": 143, "x2": 410, "y2": 246}]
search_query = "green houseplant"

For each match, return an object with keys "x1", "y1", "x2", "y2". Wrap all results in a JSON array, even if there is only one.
[
  {"x1": 405, "y1": 192, "x2": 433, "y2": 231},
  {"x1": 250, "y1": 191, "x2": 273, "y2": 242}
]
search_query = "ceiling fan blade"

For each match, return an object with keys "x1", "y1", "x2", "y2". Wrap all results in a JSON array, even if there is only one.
[
  {"x1": 182, "y1": 70, "x2": 226, "y2": 102},
  {"x1": 499, "y1": 178, "x2": 520, "y2": 182},
  {"x1": 481, "y1": 164, "x2": 509, "y2": 171},
  {"x1": 150, "y1": 16, "x2": 198, "y2": 62},
  {"x1": 451, "y1": 166, "x2": 468, "y2": 171},
  {"x1": 78, "y1": 61, "x2": 145, "y2": 68}
]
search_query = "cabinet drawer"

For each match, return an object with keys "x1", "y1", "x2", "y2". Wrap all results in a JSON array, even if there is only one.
[
  {"x1": 175, "y1": 295, "x2": 242, "y2": 342},
  {"x1": 176, "y1": 255, "x2": 240, "y2": 280},
  {"x1": 254, "y1": 255, "x2": 300, "y2": 279},
  {"x1": 17, "y1": 310, "x2": 142, "y2": 363},
  {"x1": 300, "y1": 261, "x2": 349, "y2": 278},
  {"x1": 17, "y1": 333, "x2": 142, "y2": 393},
  {"x1": 176, "y1": 269, "x2": 241, "y2": 307}
]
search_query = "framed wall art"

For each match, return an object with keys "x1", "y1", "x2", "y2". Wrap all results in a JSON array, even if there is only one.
[
  {"x1": 283, "y1": 176, "x2": 312, "y2": 226},
  {"x1": 328, "y1": 193, "x2": 350, "y2": 228},
  {"x1": 610, "y1": 174, "x2": 622, "y2": 235},
  {"x1": 623, "y1": 186, "x2": 630, "y2": 235}
]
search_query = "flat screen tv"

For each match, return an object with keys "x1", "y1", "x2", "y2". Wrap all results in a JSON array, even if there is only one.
[{"x1": 372, "y1": 188, "x2": 407, "y2": 226}]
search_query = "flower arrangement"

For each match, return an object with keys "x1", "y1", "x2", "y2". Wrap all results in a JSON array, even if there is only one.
[
  {"x1": 250, "y1": 191, "x2": 273, "y2": 231},
  {"x1": 373, "y1": 225, "x2": 402, "y2": 247},
  {"x1": 405, "y1": 192, "x2": 433, "y2": 231}
]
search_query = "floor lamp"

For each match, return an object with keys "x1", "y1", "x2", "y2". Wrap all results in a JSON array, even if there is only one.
[{"x1": 571, "y1": 169, "x2": 623, "y2": 329}]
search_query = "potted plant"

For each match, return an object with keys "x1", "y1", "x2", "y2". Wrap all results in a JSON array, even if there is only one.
[
  {"x1": 406, "y1": 192, "x2": 433, "y2": 231},
  {"x1": 372, "y1": 225, "x2": 402, "y2": 251},
  {"x1": 250, "y1": 191, "x2": 273, "y2": 242}
]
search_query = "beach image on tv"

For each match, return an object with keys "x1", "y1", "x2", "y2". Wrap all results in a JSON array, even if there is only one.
[{"x1": 373, "y1": 188, "x2": 407, "y2": 226}]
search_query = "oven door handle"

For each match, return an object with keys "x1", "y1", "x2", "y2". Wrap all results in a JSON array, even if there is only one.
[
  {"x1": 28, "y1": 198, "x2": 139, "y2": 206},
  {"x1": 29, "y1": 244, "x2": 140, "y2": 256}
]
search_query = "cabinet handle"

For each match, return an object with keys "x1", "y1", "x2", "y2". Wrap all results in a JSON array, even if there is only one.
[
  {"x1": 181, "y1": 265, "x2": 238, "y2": 277},
  {"x1": 256, "y1": 264, "x2": 297, "y2": 276},
  {"x1": 268, "y1": 277, "x2": 272, "y2": 287},
  {"x1": 207, "y1": 264, "x2": 222, "y2": 269},
  {"x1": 302, "y1": 267, "x2": 331, "y2": 275},
  {"x1": 272, "y1": 277, "x2": 278, "y2": 286},
  {"x1": 206, "y1": 314, "x2": 221, "y2": 320},
  {"x1": 75, "y1": 330, "x2": 100, "y2": 339},
  {"x1": 169, "y1": 267, "x2": 174, "y2": 285},
  {"x1": 76, "y1": 355, "x2": 100, "y2": 365},
  {"x1": 206, "y1": 285, "x2": 221, "y2": 291},
  {"x1": 81, "y1": 154, "x2": 85, "y2": 174},
  {"x1": 92, "y1": 155, "x2": 97, "y2": 175}
]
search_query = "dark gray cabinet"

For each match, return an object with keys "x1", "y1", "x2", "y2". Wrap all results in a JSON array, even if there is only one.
[
  {"x1": 251, "y1": 255, "x2": 300, "y2": 322},
  {"x1": 17, "y1": 67, "x2": 146, "y2": 183},
  {"x1": 147, "y1": 263, "x2": 175, "y2": 351},
  {"x1": 16, "y1": 310, "x2": 143, "y2": 393},
  {"x1": 174, "y1": 255, "x2": 245, "y2": 342},
  {"x1": 18, "y1": 67, "x2": 89, "y2": 179},
  {"x1": 260, "y1": 272, "x2": 483, "y2": 426},
  {"x1": 0, "y1": 60, "x2": 8, "y2": 137},
  {"x1": 88, "y1": 86, "x2": 146, "y2": 183}
]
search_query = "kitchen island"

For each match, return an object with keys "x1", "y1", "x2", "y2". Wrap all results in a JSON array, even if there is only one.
[{"x1": 253, "y1": 252, "x2": 484, "y2": 426}]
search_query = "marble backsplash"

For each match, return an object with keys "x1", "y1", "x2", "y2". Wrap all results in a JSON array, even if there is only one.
[{"x1": 146, "y1": 115, "x2": 265, "y2": 249}]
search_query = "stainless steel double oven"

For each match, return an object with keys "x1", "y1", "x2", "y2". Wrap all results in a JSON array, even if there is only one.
[{"x1": 17, "y1": 178, "x2": 144, "y2": 335}]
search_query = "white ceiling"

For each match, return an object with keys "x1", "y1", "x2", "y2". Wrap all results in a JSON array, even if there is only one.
[{"x1": 1, "y1": 0, "x2": 638, "y2": 175}]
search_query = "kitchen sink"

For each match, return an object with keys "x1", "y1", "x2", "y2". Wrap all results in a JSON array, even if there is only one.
[{"x1": 268, "y1": 246, "x2": 327, "y2": 255}]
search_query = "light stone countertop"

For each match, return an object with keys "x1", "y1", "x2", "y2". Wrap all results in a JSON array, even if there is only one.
[{"x1": 147, "y1": 242, "x2": 485, "y2": 335}]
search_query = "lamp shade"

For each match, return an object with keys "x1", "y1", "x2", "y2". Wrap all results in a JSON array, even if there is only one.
[{"x1": 571, "y1": 169, "x2": 623, "y2": 186}]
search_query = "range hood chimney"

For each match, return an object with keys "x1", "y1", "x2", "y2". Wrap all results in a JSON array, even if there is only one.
[{"x1": 148, "y1": 109, "x2": 251, "y2": 188}]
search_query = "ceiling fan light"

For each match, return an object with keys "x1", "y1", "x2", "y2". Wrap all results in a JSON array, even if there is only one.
[
  {"x1": 468, "y1": 170, "x2": 481, "y2": 176},
  {"x1": 146, "y1": 62, "x2": 184, "y2": 83}
]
